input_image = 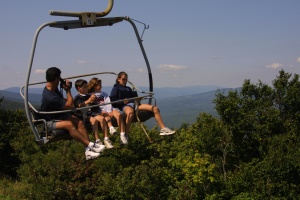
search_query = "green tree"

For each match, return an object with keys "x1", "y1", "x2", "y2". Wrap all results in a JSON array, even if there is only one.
[
  {"x1": 0, "y1": 97, "x2": 27, "y2": 179},
  {"x1": 213, "y1": 70, "x2": 300, "y2": 199}
]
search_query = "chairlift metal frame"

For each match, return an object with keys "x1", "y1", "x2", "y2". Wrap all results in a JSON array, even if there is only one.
[{"x1": 21, "y1": 0, "x2": 155, "y2": 144}]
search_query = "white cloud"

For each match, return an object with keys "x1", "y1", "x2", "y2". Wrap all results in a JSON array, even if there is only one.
[
  {"x1": 297, "y1": 57, "x2": 300, "y2": 63},
  {"x1": 265, "y1": 63, "x2": 282, "y2": 69},
  {"x1": 34, "y1": 69, "x2": 46, "y2": 74},
  {"x1": 159, "y1": 64, "x2": 187, "y2": 70},
  {"x1": 76, "y1": 60, "x2": 89, "y2": 64},
  {"x1": 137, "y1": 68, "x2": 146, "y2": 72}
]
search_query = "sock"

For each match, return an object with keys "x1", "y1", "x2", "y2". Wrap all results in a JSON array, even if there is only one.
[
  {"x1": 95, "y1": 139, "x2": 101, "y2": 143},
  {"x1": 104, "y1": 137, "x2": 109, "y2": 140},
  {"x1": 120, "y1": 132, "x2": 125, "y2": 136}
]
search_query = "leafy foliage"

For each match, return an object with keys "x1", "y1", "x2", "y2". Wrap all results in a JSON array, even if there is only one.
[
  {"x1": 0, "y1": 97, "x2": 27, "y2": 179},
  {"x1": 1, "y1": 70, "x2": 300, "y2": 199}
]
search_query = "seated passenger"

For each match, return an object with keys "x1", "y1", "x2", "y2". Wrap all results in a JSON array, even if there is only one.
[
  {"x1": 88, "y1": 77, "x2": 127, "y2": 144},
  {"x1": 74, "y1": 79, "x2": 113, "y2": 149},
  {"x1": 110, "y1": 71, "x2": 176, "y2": 143},
  {"x1": 40, "y1": 67, "x2": 105, "y2": 160}
]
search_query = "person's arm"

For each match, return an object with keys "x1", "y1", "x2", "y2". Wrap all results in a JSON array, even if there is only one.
[
  {"x1": 127, "y1": 87, "x2": 135, "y2": 103},
  {"x1": 110, "y1": 87, "x2": 123, "y2": 107},
  {"x1": 63, "y1": 79, "x2": 74, "y2": 109},
  {"x1": 110, "y1": 87, "x2": 125, "y2": 109},
  {"x1": 75, "y1": 94, "x2": 95, "y2": 108},
  {"x1": 81, "y1": 96, "x2": 94, "y2": 107},
  {"x1": 104, "y1": 94, "x2": 113, "y2": 112},
  {"x1": 110, "y1": 87, "x2": 118, "y2": 102},
  {"x1": 64, "y1": 89, "x2": 74, "y2": 109}
]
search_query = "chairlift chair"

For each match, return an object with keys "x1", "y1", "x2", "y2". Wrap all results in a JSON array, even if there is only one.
[{"x1": 21, "y1": 0, "x2": 155, "y2": 145}]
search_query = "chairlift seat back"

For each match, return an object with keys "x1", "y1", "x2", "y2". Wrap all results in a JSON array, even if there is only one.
[{"x1": 30, "y1": 108, "x2": 71, "y2": 144}]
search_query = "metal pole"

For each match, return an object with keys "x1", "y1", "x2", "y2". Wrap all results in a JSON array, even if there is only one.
[
  {"x1": 125, "y1": 17, "x2": 153, "y2": 104},
  {"x1": 24, "y1": 22, "x2": 54, "y2": 142}
]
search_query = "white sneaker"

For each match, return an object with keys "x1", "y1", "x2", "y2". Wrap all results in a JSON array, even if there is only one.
[
  {"x1": 104, "y1": 139, "x2": 114, "y2": 149},
  {"x1": 95, "y1": 140, "x2": 103, "y2": 145},
  {"x1": 85, "y1": 150, "x2": 100, "y2": 160},
  {"x1": 109, "y1": 126, "x2": 118, "y2": 136},
  {"x1": 120, "y1": 135, "x2": 128, "y2": 145},
  {"x1": 90, "y1": 143, "x2": 106, "y2": 153},
  {"x1": 159, "y1": 127, "x2": 176, "y2": 136}
]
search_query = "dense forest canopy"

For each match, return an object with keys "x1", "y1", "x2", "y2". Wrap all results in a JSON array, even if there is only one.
[{"x1": 0, "y1": 70, "x2": 300, "y2": 199}]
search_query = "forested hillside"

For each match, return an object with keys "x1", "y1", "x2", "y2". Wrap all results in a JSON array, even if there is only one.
[{"x1": 1, "y1": 70, "x2": 300, "y2": 199}]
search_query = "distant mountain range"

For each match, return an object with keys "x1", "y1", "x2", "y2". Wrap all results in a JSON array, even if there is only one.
[
  {"x1": 0, "y1": 86, "x2": 237, "y2": 128},
  {"x1": 6, "y1": 85, "x2": 224, "y2": 99}
]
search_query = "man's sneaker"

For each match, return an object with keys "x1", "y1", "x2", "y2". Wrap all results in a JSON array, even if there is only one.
[
  {"x1": 95, "y1": 140, "x2": 103, "y2": 145},
  {"x1": 85, "y1": 150, "x2": 100, "y2": 160},
  {"x1": 109, "y1": 126, "x2": 118, "y2": 136},
  {"x1": 120, "y1": 135, "x2": 128, "y2": 145},
  {"x1": 159, "y1": 127, "x2": 176, "y2": 136},
  {"x1": 104, "y1": 139, "x2": 114, "y2": 149},
  {"x1": 90, "y1": 142, "x2": 106, "y2": 153}
]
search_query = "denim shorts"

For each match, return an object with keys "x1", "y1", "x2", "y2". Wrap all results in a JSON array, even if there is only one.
[
  {"x1": 122, "y1": 103, "x2": 134, "y2": 112},
  {"x1": 46, "y1": 120, "x2": 60, "y2": 132},
  {"x1": 114, "y1": 108, "x2": 124, "y2": 114},
  {"x1": 113, "y1": 103, "x2": 134, "y2": 114}
]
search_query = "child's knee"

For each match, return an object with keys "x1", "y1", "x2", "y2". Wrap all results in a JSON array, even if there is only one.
[{"x1": 152, "y1": 106, "x2": 160, "y2": 113}]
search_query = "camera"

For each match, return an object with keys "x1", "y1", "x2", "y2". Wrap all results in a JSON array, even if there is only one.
[{"x1": 60, "y1": 78, "x2": 72, "y2": 89}]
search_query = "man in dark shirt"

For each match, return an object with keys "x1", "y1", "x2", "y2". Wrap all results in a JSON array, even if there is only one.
[{"x1": 41, "y1": 67, "x2": 105, "y2": 160}]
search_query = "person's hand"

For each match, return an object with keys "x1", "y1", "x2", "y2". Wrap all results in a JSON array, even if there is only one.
[
  {"x1": 90, "y1": 94, "x2": 96, "y2": 102},
  {"x1": 63, "y1": 79, "x2": 72, "y2": 92}
]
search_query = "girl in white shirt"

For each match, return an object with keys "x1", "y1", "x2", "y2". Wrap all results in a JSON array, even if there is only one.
[{"x1": 88, "y1": 77, "x2": 127, "y2": 144}]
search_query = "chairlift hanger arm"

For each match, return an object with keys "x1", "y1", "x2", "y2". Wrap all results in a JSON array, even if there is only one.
[{"x1": 49, "y1": 0, "x2": 114, "y2": 18}]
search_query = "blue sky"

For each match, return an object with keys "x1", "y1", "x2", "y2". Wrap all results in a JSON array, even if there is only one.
[{"x1": 1, "y1": 0, "x2": 300, "y2": 90}]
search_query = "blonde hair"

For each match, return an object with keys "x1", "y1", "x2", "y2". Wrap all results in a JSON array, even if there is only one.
[{"x1": 88, "y1": 77, "x2": 101, "y2": 93}]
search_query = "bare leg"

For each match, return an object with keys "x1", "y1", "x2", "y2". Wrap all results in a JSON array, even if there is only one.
[
  {"x1": 123, "y1": 106, "x2": 134, "y2": 134},
  {"x1": 89, "y1": 117, "x2": 99, "y2": 141},
  {"x1": 55, "y1": 119, "x2": 90, "y2": 147},
  {"x1": 112, "y1": 109, "x2": 125, "y2": 133},
  {"x1": 72, "y1": 115, "x2": 91, "y2": 137},
  {"x1": 138, "y1": 104, "x2": 165, "y2": 129},
  {"x1": 102, "y1": 112, "x2": 113, "y2": 128},
  {"x1": 95, "y1": 115, "x2": 108, "y2": 138}
]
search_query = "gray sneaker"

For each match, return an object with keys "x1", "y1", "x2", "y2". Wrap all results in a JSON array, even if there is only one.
[
  {"x1": 120, "y1": 135, "x2": 128, "y2": 145},
  {"x1": 159, "y1": 127, "x2": 176, "y2": 136},
  {"x1": 85, "y1": 150, "x2": 100, "y2": 160},
  {"x1": 104, "y1": 139, "x2": 114, "y2": 149}
]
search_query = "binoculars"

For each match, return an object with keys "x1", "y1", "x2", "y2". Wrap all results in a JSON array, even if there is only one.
[{"x1": 60, "y1": 78, "x2": 72, "y2": 89}]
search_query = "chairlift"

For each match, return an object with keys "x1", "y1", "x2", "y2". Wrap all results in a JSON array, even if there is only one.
[{"x1": 21, "y1": 0, "x2": 156, "y2": 145}]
